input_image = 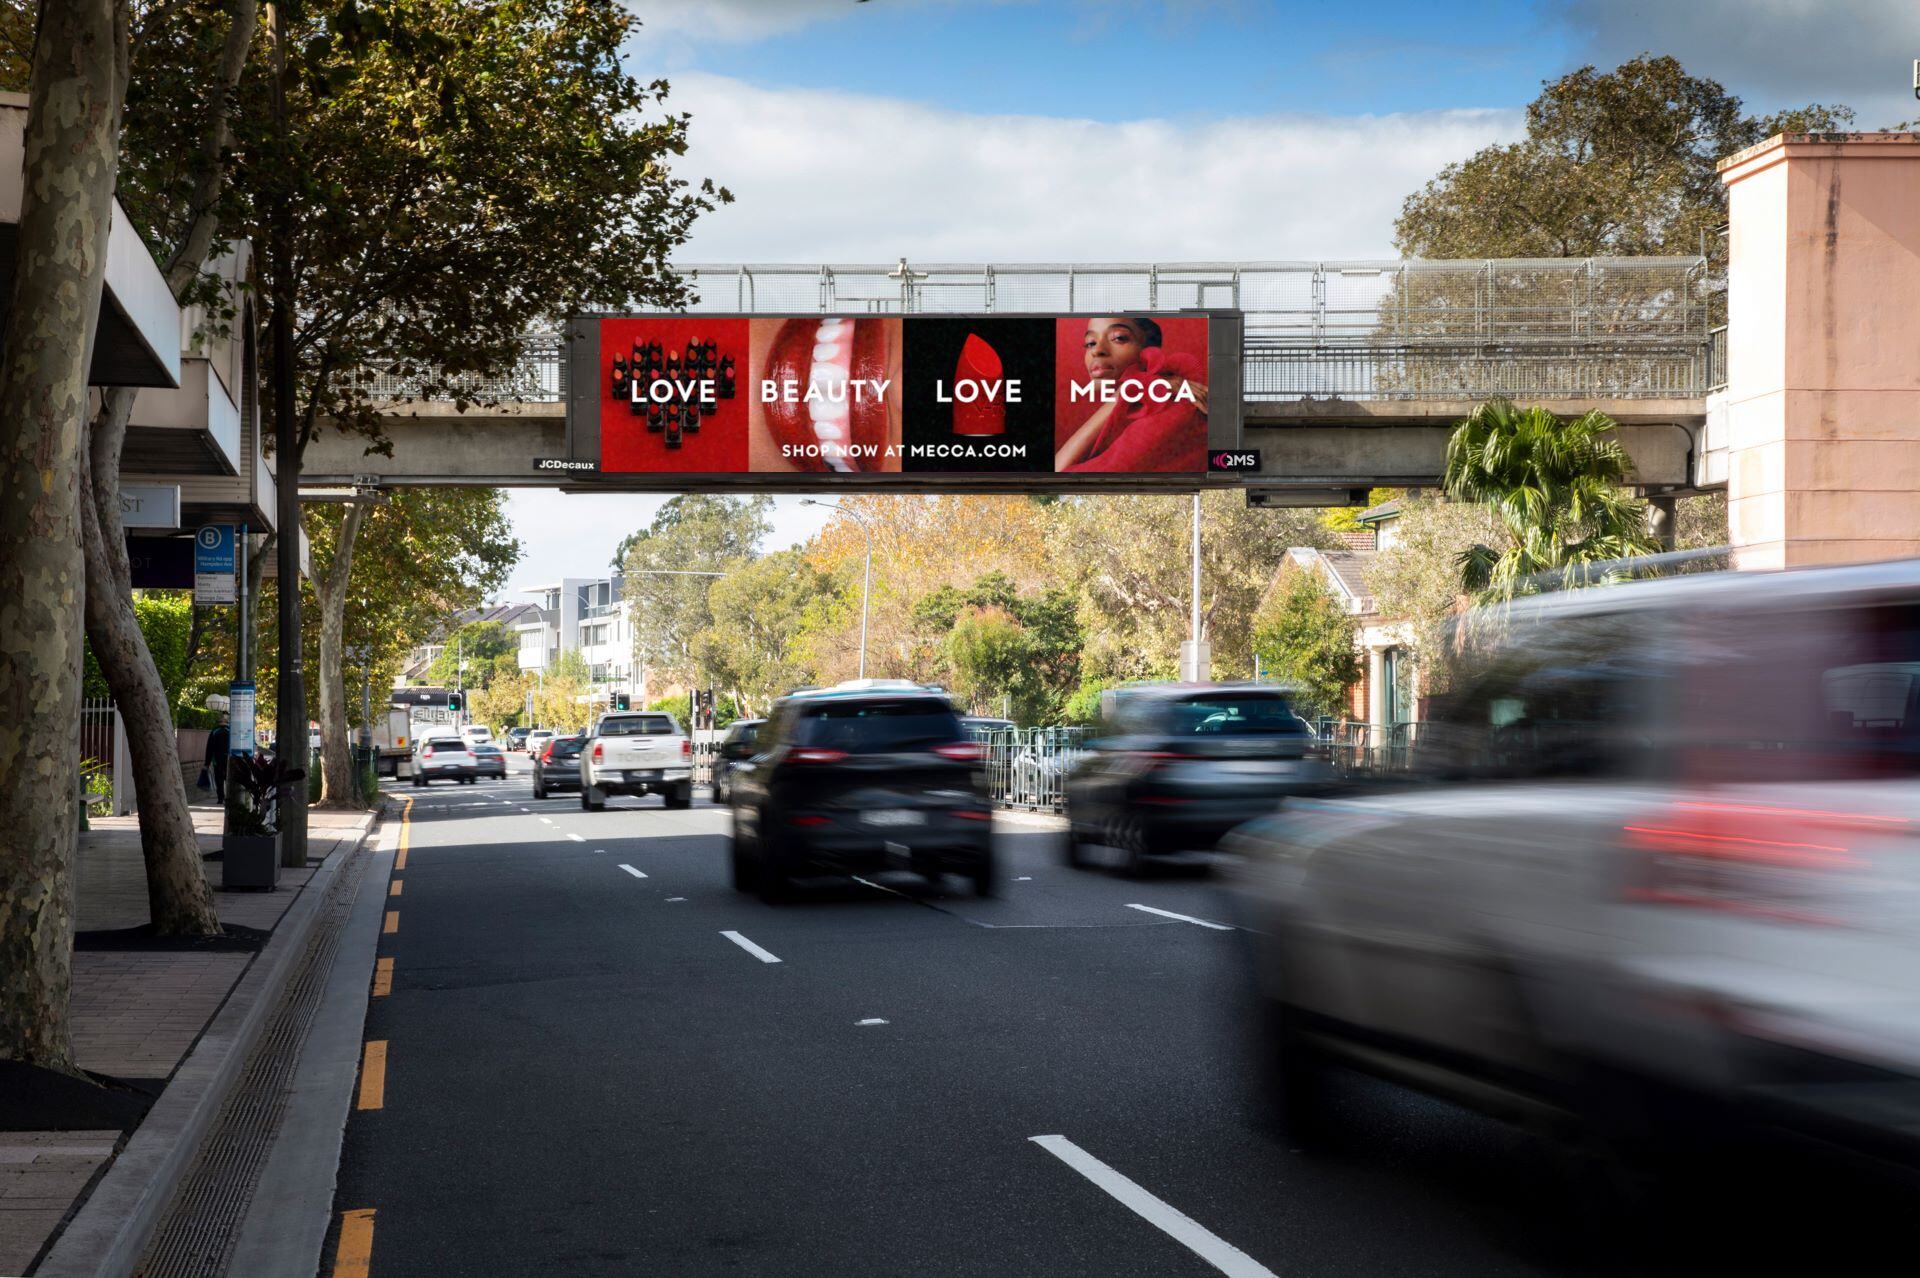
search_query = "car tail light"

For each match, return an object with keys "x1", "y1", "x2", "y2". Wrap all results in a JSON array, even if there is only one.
[
  {"x1": 541, "y1": 744, "x2": 553, "y2": 762},
  {"x1": 954, "y1": 809, "x2": 991, "y2": 821},
  {"x1": 681, "y1": 739, "x2": 692, "y2": 758},
  {"x1": 788, "y1": 814, "x2": 830, "y2": 826},
  {"x1": 592, "y1": 742, "x2": 604, "y2": 762},
  {"x1": 423, "y1": 746, "x2": 434, "y2": 757},
  {"x1": 788, "y1": 747, "x2": 847, "y2": 764},
  {"x1": 933, "y1": 742, "x2": 985, "y2": 762}
]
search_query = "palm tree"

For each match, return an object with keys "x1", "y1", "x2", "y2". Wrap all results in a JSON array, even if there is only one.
[{"x1": 1444, "y1": 399, "x2": 1660, "y2": 598}]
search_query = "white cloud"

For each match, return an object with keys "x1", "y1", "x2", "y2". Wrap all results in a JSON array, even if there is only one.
[
  {"x1": 672, "y1": 73, "x2": 1519, "y2": 262},
  {"x1": 1553, "y1": 0, "x2": 1920, "y2": 128}
]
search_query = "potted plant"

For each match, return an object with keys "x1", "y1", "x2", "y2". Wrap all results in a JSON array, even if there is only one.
[{"x1": 222, "y1": 751, "x2": 305, "y2": 889}]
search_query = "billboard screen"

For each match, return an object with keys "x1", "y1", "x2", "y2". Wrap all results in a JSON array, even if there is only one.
[{"x1": 574, "y1": 313, "x2": 1219, "y2": 478}]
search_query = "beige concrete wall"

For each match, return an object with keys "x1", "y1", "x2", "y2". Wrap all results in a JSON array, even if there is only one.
[{"x1": 1721, "y1": 134, "x2": 1920, "y2": 568}]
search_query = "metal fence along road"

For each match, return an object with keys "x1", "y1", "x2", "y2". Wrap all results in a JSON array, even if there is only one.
[
  {"x1": 354, "y1": 258, "x2": 1713, "y2": 407},
  {"x1": 966, "y1": 725, "x2": 1094, "y2": 812}
]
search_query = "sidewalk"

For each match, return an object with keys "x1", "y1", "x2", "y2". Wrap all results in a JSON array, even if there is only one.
[{"x1": 0, "y1": 805, "x2": 376, "y2": 1277}]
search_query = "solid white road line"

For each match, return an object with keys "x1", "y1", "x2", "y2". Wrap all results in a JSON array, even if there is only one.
[
  {"x1": 567, "y1": 833, "x2": 585, "y2": 843},
  {"x1": 1124, "y1": 903, "x2": 1233, "y2": 931},
  {"x1": 720, "y1": 930, "x2": 782, "y2": 964},
  {"x1": 618, "y1": 864, "x2": 647, "y2": 879},
  {"x1": 1029, "y1": 1135, "x2": 1277, "y2": 1278},
  {"x1": 539, "y1": 817, "x2": 552, "y2": 825},
  {"x1": 856, "y1": 1018, "x2": 888, "y2": 1026}
]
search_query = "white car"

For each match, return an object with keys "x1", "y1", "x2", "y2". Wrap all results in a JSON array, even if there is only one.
[
  {"x1": 459, "y1": 724, "x2": 494, "y2": 747},
  {"x1": 525, "y1": 729, "x2": 556, "y2": 760},
  {"x1": 1227, "y1": 558, "x2": 1920, "y2": 1168},
  {"x1": 412, "y1": 736, "x2": 478, "y2": 786},
  {"x1": 580, "y1": 711, "x2": 692, "y2": 810}
]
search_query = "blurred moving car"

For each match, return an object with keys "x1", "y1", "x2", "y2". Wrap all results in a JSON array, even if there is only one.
[
  {"x1": 411, "y1": 735, "x2": 477, "y2": 786},
  {"x1": 710, "y1": 717, "x2": 765, "y2": 805},
  {"x1": 531, "y1": 735, "x2": 583, "y2": 799},
  {"x1": 729, "y1": 680, "x2": 995, "y2": 901},
  {"x1": 1062, "y1": 683, "x2": 1329, "y2": 874},
  {"x1": 580, "y1": 711, "x2": 693, "y2": 810},
  {"x1": 505, "y1": 726, "x2": 530, "y2": 752},
  {"x1": 470, "y1": 742, "x2": 506, "y2": 780},
  {"x1": 1228, "y1": 560, "x2": 1920, "y2": 1167},
  {"x1": 960, "y1": 716, "x2": 1015, "y2": 735}
]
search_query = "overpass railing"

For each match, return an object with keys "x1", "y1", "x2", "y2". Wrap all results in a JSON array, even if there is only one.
[{"x1": 357, "y1": 258, "x2": 1712, "y2": 406}]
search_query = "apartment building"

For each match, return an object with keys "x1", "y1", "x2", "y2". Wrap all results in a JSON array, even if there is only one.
[{"x1": 516, "y1": 575, "x2": 638, "y2": 702}]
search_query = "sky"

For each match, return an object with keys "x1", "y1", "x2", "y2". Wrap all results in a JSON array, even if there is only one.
[{"x1": 503, "y1": 0, "x2": 1920, "y2": 595}]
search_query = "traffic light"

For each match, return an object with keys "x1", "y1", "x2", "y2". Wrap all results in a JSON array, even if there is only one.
[
  {"x1": 448, "y1": 692, "x2": 462, "y2": 713},
  {"x1": 613, "y1": 692, "x2": 630, "y2": 711}
]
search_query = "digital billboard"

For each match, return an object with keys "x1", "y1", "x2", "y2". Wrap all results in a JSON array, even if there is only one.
[{"x1": 567, "y1": 313, "x2": 1231, "y2": 481}]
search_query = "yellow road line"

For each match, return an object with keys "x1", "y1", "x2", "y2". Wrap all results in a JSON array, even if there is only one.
[
  {"x1": 388, "y1": 879, "x2": 403, "y2": 897},
  {"x1": 395, "y1": 794, "x2": 412, "y2": 870},
  {"x1": 332, "y1": 1207, "x2": 375, "y2": 1277},
  {"x1": 372, "y1": 957, "x2": 394, "y2": 997},
  {"x1": 357, "y1": 1041, "x2": 388, "y2": 1110},
  {"x1": 383, "y1": 911, "x2": 398, "y2": 934}
]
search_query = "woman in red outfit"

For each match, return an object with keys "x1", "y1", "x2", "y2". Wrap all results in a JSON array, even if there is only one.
[{"x1": 1054, "y1": 316, "x2": 1209, "y2": 472}]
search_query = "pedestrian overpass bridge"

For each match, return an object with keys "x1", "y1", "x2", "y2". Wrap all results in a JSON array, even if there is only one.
[{"x1": 313, "y1": 257, "x2": 1720, "y2": 502}]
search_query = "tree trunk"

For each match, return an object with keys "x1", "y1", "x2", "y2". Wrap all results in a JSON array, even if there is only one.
[
  {"x1": 0, "y1": 0, "x2": 130, "y2": 1072},
  {"x1": 316, "y1": 503, "x2": 367, "y2": 806},
  {"x1": 79, "y1": 394, "x2": 220, "y2": 935}
]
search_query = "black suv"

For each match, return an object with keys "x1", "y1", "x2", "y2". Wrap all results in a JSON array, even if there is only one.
[
  {"x1": 710, "y1": 717, "x2": 764, "y2": 805},
  {"x1": 1062, "y1": 683, "x2": 1332, "y2": 874},
  {"x1": 531, "y1": 734, "x2": 584, "y2": 799},
  {"x1": 727, "y1": 683, "x2": 995, "y2": 901}
]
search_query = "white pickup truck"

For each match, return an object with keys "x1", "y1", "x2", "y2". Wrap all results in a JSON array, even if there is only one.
[{"x1": 580, "y1": 711, "x2": 693, "y2": 810}]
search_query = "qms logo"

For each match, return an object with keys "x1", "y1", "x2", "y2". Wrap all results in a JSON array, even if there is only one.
[{"x1": 1208, "y1": 450, "x2": 1260, "y2": 472}]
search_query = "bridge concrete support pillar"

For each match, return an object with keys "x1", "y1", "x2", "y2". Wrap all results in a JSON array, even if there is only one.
[
  {"x1": 1645, "y1": 494, "x2": 1676, "y2": 550},
  {"x1": 1720, "y1": 133, "x2": 1920, "y2": 569}
]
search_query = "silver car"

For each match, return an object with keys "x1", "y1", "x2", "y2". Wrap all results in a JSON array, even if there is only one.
[{"x1": 1228, "y1": 558, "x2": 1920, "y2": 1167}]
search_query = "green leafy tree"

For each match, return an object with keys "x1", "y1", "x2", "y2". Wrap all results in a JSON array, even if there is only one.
[
  {"x1": 533, "y1": 650, "x2": 592, "y2": 734},
  {"x1": 622, "y1": 497, "x2": 772, "y2": 684},
  {"x1": 1251, "y1": 573, "x2": 1361, "y2": 719},
  {"x1": 229, "y1": 0, "x2": 726, "y2": 824},
  {"x1": 426, "y1": 620, "x2": 518, "y2": 692},
  {"x1": 916, "y1": 573, "x2": 1083, "y2": 723},
  {"x1": 306, "y1": 489, "x2": 518, "y2": 804},
  {"x1": 689, "y1": 549, "x2": 826, "y2": 717},
  {"x1": 1444, "y1": 400, "x2": 1660, "y2": 599},
  {"x1": 1395, "y1": 54, "x2": 1852, "y2": 259}
]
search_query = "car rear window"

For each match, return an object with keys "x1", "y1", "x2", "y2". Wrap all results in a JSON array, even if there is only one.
[
  {"x1": 725, "y1": 721, "x2": 762, "y2": 745},
  {"x1": 795, "y1": 699, "x2": 965, "y2": 753},
  {"x1": 1159, "y1": 696, "x2": 1308, "y2": 736},
  {"x1": 598, "y1": 716, "x2": 675, "y2": 736},
  {"x1": 428, "y1": 737, "x2": 466, "y2": 749},
  {"x1": 548, "y1": 738, "x2": 582, "y2": 758}
]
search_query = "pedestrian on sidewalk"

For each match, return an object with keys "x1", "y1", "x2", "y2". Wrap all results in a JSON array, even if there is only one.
[{"x1": 207, "y1": 714, "x2": 231, "y2": 803}]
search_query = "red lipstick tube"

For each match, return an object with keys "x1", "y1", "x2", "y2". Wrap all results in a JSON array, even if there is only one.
[{"x1": 952, "y1": 333, "x2": 1005, "y2": 436}]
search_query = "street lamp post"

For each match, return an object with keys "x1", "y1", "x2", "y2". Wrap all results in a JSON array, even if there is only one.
[{"x1": 802, "y1": 499, "x2": 873, "y2": 679}]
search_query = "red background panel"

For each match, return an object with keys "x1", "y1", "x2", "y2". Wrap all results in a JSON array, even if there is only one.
[
  {"x1": 599, "y1": 317, "x2": 751, "y2": 474},
  {"x1": 1051, "y1": 316, "x2": 1210, "y2": 450}
]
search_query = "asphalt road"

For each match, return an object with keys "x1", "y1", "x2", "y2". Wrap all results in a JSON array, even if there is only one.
[{"x1": 326, "y1": 759, "x2": 1729, "y2": 1277}]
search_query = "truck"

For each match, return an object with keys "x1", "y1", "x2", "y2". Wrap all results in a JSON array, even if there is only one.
[
  {"x1": 579, "y1": 710, "x2": 693, "y2": 811},
  {"x1": 370, "y1": 706, "x2": 414, "y2": 778}
]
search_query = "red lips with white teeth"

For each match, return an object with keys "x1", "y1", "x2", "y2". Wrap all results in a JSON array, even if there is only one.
[{"x1": 762, "y1": 318, "x2": 891, "y2": 473}]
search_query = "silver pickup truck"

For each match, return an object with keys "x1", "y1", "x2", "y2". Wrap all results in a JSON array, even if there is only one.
[{"x1": 579, "y1": 711, "x2": 693, "y2": 810}]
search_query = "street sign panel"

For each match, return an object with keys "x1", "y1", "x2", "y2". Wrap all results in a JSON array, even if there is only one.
[
  {"x1": 228, "y1": 681, "x2": 256, "y2": 754},
  {"x1": 194, "y1": 524, "x2": 236, "y2": 604}
]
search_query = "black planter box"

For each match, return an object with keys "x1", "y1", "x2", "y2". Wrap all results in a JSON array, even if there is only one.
[{"x1": 222, "y1": 833, "x2": 280, "y2": 890}]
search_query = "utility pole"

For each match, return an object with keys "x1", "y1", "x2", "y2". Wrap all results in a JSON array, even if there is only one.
[{"x1": 1179, "y1": 492, "x2": 1210, "y2": 681}]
